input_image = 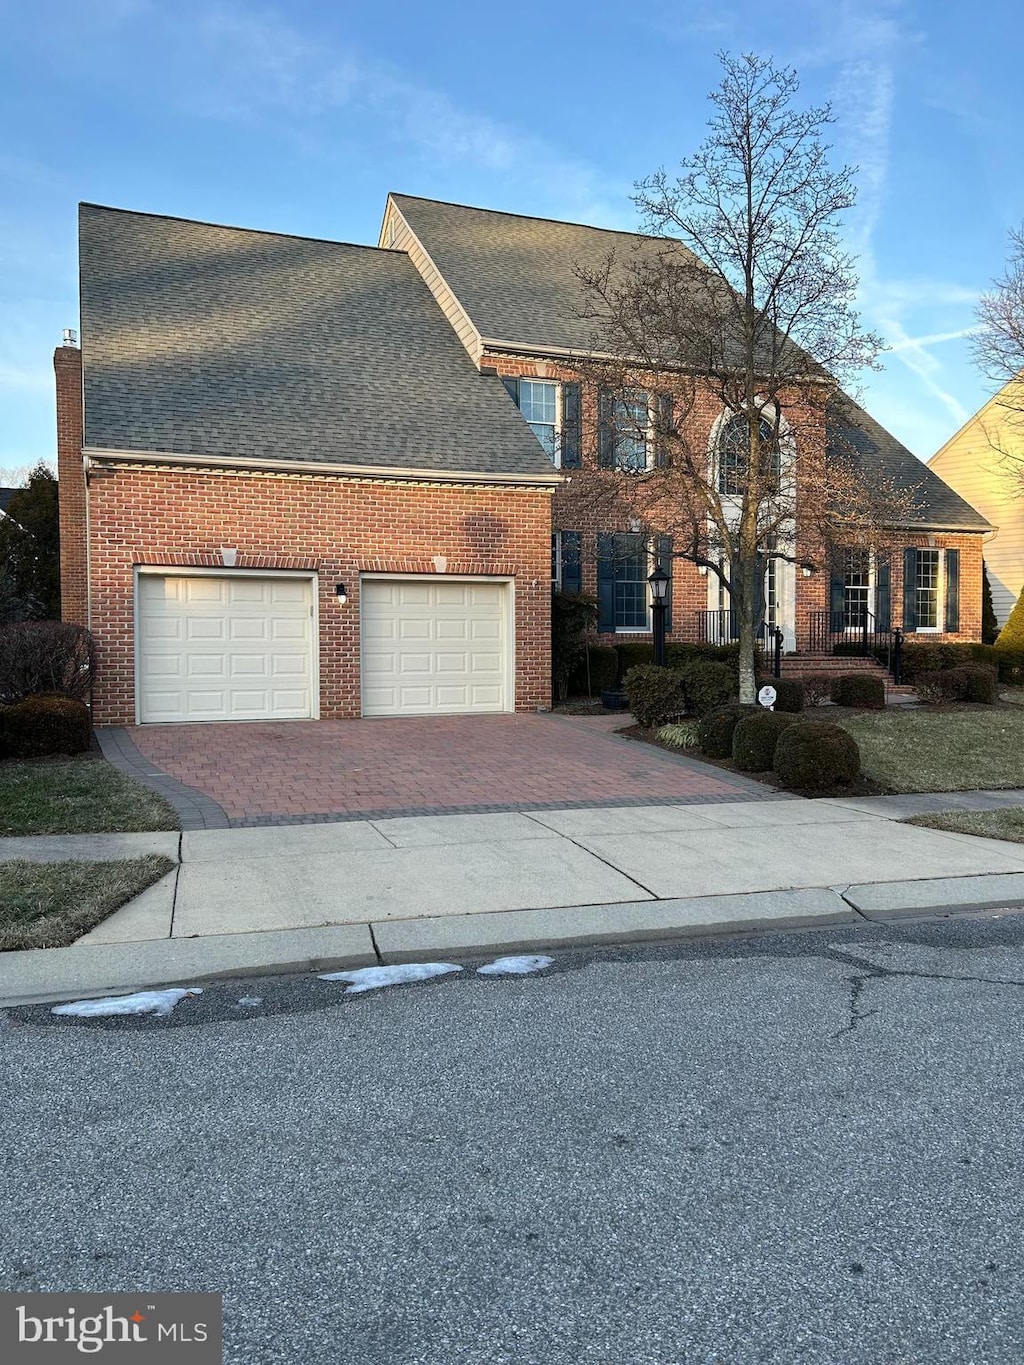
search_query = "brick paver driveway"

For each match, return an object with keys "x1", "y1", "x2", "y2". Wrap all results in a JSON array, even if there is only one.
[{"x1": 103, "y1": 713, "x2": 775, "y2": 828}]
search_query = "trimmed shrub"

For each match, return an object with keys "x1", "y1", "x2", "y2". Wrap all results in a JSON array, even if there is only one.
[
  {"x1": 802, "y1": 673, "x2": 833, "y2": 707},
  {"x1": 996, "y1": 649, "x2": 1024, "y2": 685},
  {"x1": 731, "y1": 711, "x2": 802, "y2": 772},
  {"x1": 757, "y1": 676, "x2": 804, "y2": 712},
  {"x1": 697, "y1": 703, "x2": 757, "y2": 759},
  {"x1": 615, "y1": 641, "x2": 655, "y2": 682},
  {"x1": 913, "y1": 671, "x2": 947, "y2": 704},
  {"x1": 678, "y1": 660, "x2": 736, "y2": 716},
  {"x1": 0, "y1": 621, "x2": 96, "y2": 704},
  {"x1": 983, "y1": 563, "x2": 1000, "y2": 645},
  {"x1": 997, "y1": 583, "x2": 1024, "y2": 650},
  {"x1": 623, "y1": 665, "x2": 685, "y2": 728},
  {"x1": 773, "y1": 721, "x2": 861, "y2": 792},
  {"x1": 0, "y1": 703, "x2": 9, "y2": 759},
  {"x1": 962, "y1": 666, "x2": 998, "y2": 704},
  {"x1": 830, "y1": 672, "x2": 886, "y2": 709},
  {"x1": 4, "y1": 693, "x2": 92, "y2": 758},
  {"x1": 569, "y1": 644, "x2": 618, "y2": 696}
]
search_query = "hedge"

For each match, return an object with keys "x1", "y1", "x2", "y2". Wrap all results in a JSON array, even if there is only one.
[
  {"x1": 830, "y1": 672, "x2": 886, "y2": 709},
  {"x1": 757, "y1": 676, "x2": 804, "y2": 712},
  {"x1": 623, "y1": 666, "x2": 685, "y2": 728},
  {"x1": 0, "y1": 622, "x2": 96, "y2": 705},
  {"x1": 697, "y1": 703, "x2": 757, "y2": 759},
  {"x1": 773, "y1": 721, "x2": 861, "y2": 792},
  {"x1": 569, "y1": 644, "x2": 618, "y2": 695},
  {"x1": 732, "y1": 711, "x2": 802, "y2": 772},
  {"x1": 3, "y1": 694, "x2": 92, "y2": 758},
  {"x1": 678, "y1": 660, "x2": 736, "y2": 716}
]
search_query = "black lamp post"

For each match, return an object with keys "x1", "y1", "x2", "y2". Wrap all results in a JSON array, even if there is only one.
[{"x1": 648, "y1": 566, "x2": 669, "y2": 667}]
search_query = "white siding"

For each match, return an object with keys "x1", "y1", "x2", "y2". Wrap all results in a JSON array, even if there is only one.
[{"x1": 380, "y1": 200, "x2": 483, "y2": 364}]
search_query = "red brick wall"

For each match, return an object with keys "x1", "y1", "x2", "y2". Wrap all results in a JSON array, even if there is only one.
[
  {"x1": 54, "y1": 345, "x2": 87, "y2": 626},
  {"x1": 483, "y1": 348, "x2": 986, "y2": 647},
  {"x1": 85, "y1": 464, "x2": 552, "y2": 723}
]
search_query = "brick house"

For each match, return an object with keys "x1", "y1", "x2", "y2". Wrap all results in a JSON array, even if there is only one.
[
  {"x1": 381, "y1": 195, "x2": 992, "y2": 661},
  {"x1": 57, "y1": 205, "x2": 560, "y2": 725},
  {"x1": 58, "y1": 196, "x2": 990, "y2": 726}
]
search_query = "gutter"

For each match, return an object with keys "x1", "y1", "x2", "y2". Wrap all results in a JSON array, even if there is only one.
[{"x1": 82, "y1": 446, "x2": 564, "y2": 490}]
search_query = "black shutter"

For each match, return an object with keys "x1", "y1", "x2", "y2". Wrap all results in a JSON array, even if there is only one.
[
  {"x1": 829, "y1": 557, "x2": 845, "y2": 632},
  {"x1": 561, "y1": 382, "x2": 581, "y2": 468},
  {"x1": 945, "y1": 549, "x2": 960, "y2": 633},
  {"x1": 597, "y1": 387, "x2": 615, "y2": 468},
  {"x1": 903, "y1": 547, "x2": 918, "y2": 632},
  {"x1": 560, "y1": 531, "x2": 582, "y2": 594},
  {"x1": 654, "y1": 393, "x2": 673, "y2": 468},
  {"x1": 875, "y1": 558, "x2": 891, "y2": 632},
  {"x1": 596, "y1": 533, "x2": 616, "y2": 632},
  {"x1": 657, "y1": 535, "x2": 673, "y2": 633},
  {"x1": 501, "y1": 376, "x2": 519, "y2": 406}
]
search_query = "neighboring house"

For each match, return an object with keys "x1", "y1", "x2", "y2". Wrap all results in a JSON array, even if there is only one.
[
  {"x1": 381, "y1": 194, "x2": 991, "y2": 657},
  {"x1": 929, "y1": 384, "x2": 1021, "y2": 627},
  {"x1": 57, "y1": 197, "x2": 991, "y2": 727},
  {"x1": 0, "y1": 488, "x2": 17, "y2": 518}
]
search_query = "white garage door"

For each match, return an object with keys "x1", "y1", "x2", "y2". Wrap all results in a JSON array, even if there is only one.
[
  {"x1": 137, "y1": 574, "x2": 314, "y2": 723},
  {"x1": 361, "y1": 578, "x2": 510, "y2": 717}
]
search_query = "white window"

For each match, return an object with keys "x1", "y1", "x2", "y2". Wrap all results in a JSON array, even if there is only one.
[
  {"x1": 612, "y1": 391, "x2": 651, "y2": 472},
  {"x1": 551, "y1": 531, "x2": 562, "y2": 588},
  {"x1": 518, "y1": 380, "x2": 560, "y2": 464},
  {"x1": 915, "y1": 549, "x2": 941, "y2": 631},
  {"x1": 843, "y1": 549, "x2": 871, "y2": 630}
]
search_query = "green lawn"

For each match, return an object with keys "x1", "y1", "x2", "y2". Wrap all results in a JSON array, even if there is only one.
[
  {"x1": 0, "y1": 757, "x2": 179, "y2": 836},
  {"x1": 0, "y1": 855, "x2": 176, "y2": 951},
  {"x1": 835, "y1": 706, "x2": 1024, "y2": 793},
  {"x1": 907, "y1": 809, "x2": 1024, "y2": 845}
]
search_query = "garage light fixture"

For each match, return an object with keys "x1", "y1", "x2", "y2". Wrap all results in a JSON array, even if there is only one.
[
  {"x1": 335, "y1": 583, "x2": 348, "y2": 605},
  {"x1": 220, "y1": 546, "x2": 237, "y2": 567}
]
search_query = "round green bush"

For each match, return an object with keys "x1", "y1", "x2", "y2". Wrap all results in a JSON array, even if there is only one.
[
  {"x1": 772, "y1": 721, "x2": 861, "y2": 792},
  {"x1": 962, "y1": 665, "x2": 998, "y2": 704},
  {"x1": 696, "y1": 703, "x2": 757, "y2": 759},
  {"x1": 731, "y1": 710, "x2": 802, "y2": 772},
  {"x1": 678, "y1": 659, "x2": 736, "y2": 716},
  {"x1": 4, "y1": 694, "x2": 92, "y2": 758},
  {"x1": 756, "y1": 676, "x2": 804, "y2": 712},
  {"x1": 829, "y1": 672, "x2": 886, "y2": 709},
  {"x1": 623, "y1": 665, "x2": 685, "y2": 729}
]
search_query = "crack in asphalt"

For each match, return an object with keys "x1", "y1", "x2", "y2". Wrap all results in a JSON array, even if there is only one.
[{"x1": 825, "y1": 947, "x2": 1024, "y2": 1039}]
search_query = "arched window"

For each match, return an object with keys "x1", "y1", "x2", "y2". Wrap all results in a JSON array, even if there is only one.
[{"x1": 717, "y1": 414, "x2": 781, "y2": 495}]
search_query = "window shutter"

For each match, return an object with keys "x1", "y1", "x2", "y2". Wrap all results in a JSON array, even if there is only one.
[
  {"x1": 654, "y1": 393, "x2": 673, "y2": 468},
  {"x1": 560, "y1": 531, "x2": 582, "y2": 594},
  {"x1": 657, "y1": 535, "x2": 673, "y2": 633},
  {"x1": 597, "y1": 387, "x2": 615, "y2": 468},
  {"x1": 945, "y1": 549, "x2": 960, "y2": 633},
  {"x1": 903, "y1": 548, "x2": 918, "y2": 632},
  {"x1": 829, "y1": 559, "x2": 845, "y2": 632},
  {"x1": 501, "y1": 376, "x2": 519, "y2": 405},
  {"x1": 596, "y1": 533, "x2": 616, "y2": 632},
  {"x1": 875, "y1": 558, "x2": 891, "y2": 632},
  {"x1": 560, "y1": 382, "x2": 581, "y2": 468}
]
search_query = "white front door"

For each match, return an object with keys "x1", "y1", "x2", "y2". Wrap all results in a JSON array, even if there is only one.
[
  {"x1": 136, "y1": 573, "x2": 315, "y2": 723},
  {"x1": 360, "y1": 577, "x2": 512, "y2": 717}
]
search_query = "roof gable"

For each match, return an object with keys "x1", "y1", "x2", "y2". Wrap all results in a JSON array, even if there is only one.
[{"x1": 79, "y1": 204, "x2": 556, "y2": 481}]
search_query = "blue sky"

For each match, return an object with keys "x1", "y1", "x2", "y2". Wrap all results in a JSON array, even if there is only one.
[{"x1": 2, "y1": 0, "x2": 1023, "y2": 480}]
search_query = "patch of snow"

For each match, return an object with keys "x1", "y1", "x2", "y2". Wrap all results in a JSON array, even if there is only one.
[
  {"x1": 235, "y1": 996, "x2": 263, "y2": 1009},
  {"x1": 51, "y1": 988, "x2": 202, "y2": 1019},
  {"x1": 477, "y1": 955, "x2": 554, "y2": 976},
  {"x1": 318, "y1": 963, "x2": 462, "y2": 994}
]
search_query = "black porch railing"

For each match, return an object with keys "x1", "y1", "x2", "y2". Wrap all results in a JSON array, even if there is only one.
[
  {"x1": 807, "y1": 609, "x2": 903, "y2": 684},
  {"x1": 695, "y1": 610, "x2": 774, "y2": 651}
]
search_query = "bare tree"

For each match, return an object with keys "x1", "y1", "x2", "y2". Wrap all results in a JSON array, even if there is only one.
[
  {"x1": 565, "y1": 53, "x2": 909, "y2": 703},
  {"x1": 972, "y1": 221, "x2": 1024, "y2": 480}
]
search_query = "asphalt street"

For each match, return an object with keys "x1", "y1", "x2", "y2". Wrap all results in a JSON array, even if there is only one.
[{"x1": 4, "y1": 912, "x2": 1024, "y2": 1364}]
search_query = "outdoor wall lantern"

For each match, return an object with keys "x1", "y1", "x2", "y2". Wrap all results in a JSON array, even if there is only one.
[
  {"x1": 697, "y1": 564, "x2": 708, "y2": 576},
  {"x1": 335, "y1": 583, "x2": 349, "y2": 605},
  {"x1": 800, "y1": 563, "x2": 814, "y2": 578}
]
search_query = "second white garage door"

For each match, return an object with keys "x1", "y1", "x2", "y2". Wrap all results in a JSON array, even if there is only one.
[
  {"x1": 360, "y1": 577, "x2": 511, "y2": 717},
  {"x1": 137, "y1": 573, "x2": 315, "y2": 723}
]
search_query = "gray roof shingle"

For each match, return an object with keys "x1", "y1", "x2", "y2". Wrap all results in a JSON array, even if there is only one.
[
  {"x1": 828, "y1": 396, "x2": 992, "y2": 532},
  {"x1": 394, "y1": 194, "x2": 990, "y2": 534},
  {"x1": 79, "y1": 204, "x2": 556, "y2": 480}
]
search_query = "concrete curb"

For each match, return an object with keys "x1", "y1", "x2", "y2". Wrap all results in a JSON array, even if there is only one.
[{"x1": 842, "y1": 871, "x2": 1024, "y2": 919}]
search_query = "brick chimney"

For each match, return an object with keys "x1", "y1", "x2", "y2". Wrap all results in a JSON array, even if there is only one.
[{"x1": 54, "y1": 339, "x2": 87, "y2": 626}]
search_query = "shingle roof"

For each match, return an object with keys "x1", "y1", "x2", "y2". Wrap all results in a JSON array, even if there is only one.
[
  {"x1": 79, "y1": 204, "x2": 557, "y2": 480},
  {"x1": 828, "y1": 396, "x2": 992, "y2": 532},
  {"x1": 393, "y1": 195, "x2": 989, "y2": 534},
  {"x1": 390, "y1": 193, "x2": 700, "y2": 355},
  {"x1": 0, "y1": 487, "x2": 16, "y2": 515}
]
